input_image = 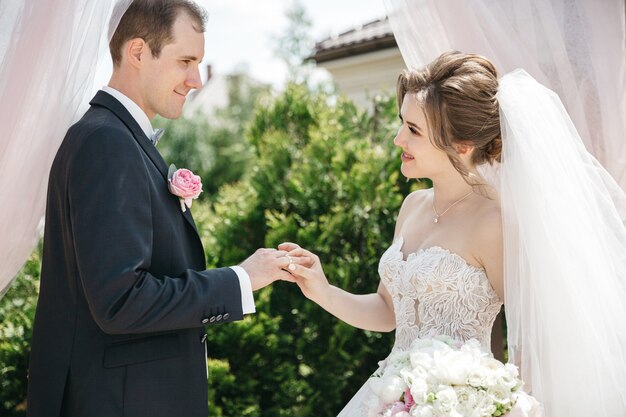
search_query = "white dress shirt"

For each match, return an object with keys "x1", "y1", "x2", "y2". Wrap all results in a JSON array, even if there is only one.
[{"x1": 100, "y1": 86, "x2": 256, "y2": 314}]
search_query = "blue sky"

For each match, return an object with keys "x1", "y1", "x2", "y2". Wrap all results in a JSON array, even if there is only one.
[{"x1": 196, "y1": 0, "x2": 388, "y2": 87}]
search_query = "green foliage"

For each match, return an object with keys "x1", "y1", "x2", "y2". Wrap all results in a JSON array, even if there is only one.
[
  {"x1": 0, "y1": 84, "x2": 422, "y2": 417},
  {"x1": 272, "y1": 0, "x2": 315, "y2": 85},
  {"x1": 156, "y1": 71, "x2": 271, "y2": 197},
  {"x1": 195, "y1": 84, "x2": 421, "y2": 416},
  {"x1": 0, "y1": 243, "x2": 41, "y2": 416}
]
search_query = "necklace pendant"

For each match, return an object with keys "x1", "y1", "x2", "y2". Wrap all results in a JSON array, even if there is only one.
[{"x1": 434, "y1": 217, "x2": 439, "y2": 224}]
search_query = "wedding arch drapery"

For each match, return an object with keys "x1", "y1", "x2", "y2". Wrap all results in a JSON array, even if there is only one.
[
  {"x1": 383, "y1": 0, "x2": 626, "y2": 192},
  {"x1": 0, "y1": 0, "x2": 132, "y2": 297}
]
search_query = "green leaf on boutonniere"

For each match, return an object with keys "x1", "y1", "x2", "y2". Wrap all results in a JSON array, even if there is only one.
[{"x1": 168, "y1": 163, "x2": 177, "y2": 180}]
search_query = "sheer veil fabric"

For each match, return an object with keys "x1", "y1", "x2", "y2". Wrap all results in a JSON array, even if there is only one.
[
  {"x1": 0, "y1": 0, "x2": 132, "y2": 297},
  {"x1": 383, "y1": 0, "x2": 626, "y2": 416},
  {"x1": 497, "y1": 70, "x2": 626, "y2": 416}
]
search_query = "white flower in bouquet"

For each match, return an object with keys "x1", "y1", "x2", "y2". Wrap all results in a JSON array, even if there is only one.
[
  {"x1": 454, "y1": 386, "x2": 483, "y2": 417},
  {"x1": 370, "y1": 376, "x2": 384, "y2": 396},
  {"x1": 434, "y1": 349, "x2": 476, "y2": 385},
  {"x1": 456, "y1": 387, "x2": 497, "y2": 417},
  {"x1": 500, "y1": 364, "x2": 523, "y2": 391},
  {"x1": 366, "y1": 336, "x2": 539, "y2": 417},
  {"x1": 432, "y1": 386, "x2": 460, "y2": 415},
  {"x1": 386, "y1": 351, "x2": 411, "y2": 375},
  {"x1": 410, "y1": 351, "x2": 436, "y2": 375},
  {"x1": 411, "y1": 404, "x2": 434, "y2": 417},
  {"x1": 381, "y1": 375, "x2": 408, "y2": 404}
]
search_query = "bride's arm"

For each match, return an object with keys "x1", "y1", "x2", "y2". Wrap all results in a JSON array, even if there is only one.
[
  {"x1": 277, "y1": 192, "x2": 430, "y2": 332},
  {"x1": 278, "y1": 242, "x2": 395, "y2": 332},
  {"x1": 276, "y1": 192, "x2": 434, "y2": 331}
]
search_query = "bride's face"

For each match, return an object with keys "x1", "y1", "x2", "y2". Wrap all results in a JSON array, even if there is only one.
[{"x1": 393, "y1": 93, "x2": 451, "y2": 179}]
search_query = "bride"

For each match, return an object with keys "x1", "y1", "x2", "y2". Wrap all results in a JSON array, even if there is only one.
[{"x1": 280, "y1": 50, "x2": 626, "y2": 417}]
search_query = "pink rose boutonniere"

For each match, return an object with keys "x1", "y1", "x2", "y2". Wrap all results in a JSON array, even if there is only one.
[{"x1": 168, "y1": 164, "x2": 203, "y2": 212}]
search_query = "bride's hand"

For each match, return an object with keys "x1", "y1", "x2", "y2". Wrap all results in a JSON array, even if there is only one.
[{"x1": 277, "y1": 242, "x2": 331, "y2": 304}]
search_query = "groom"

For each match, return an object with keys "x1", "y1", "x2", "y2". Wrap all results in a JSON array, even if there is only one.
[{"x1": 27, "y1": 1, "x2": 300, "y2": 416}]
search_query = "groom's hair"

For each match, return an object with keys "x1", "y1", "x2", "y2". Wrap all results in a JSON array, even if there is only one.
[{"x1": 110, "y1": 0, "x2": 207, "y2": 66}]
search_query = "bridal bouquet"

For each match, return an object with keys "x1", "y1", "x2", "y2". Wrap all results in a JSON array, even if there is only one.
[{"x1": 366, "y1": 335, "x2": 541, "y2": 417}]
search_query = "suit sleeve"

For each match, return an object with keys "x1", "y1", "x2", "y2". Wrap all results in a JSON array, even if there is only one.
[{"x1": 68, "y1": 126, "x2": 243, "y2": 334}]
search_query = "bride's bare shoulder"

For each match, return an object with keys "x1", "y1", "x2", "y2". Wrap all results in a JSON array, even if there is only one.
[
  {"x1": 473, "y1": 191, "x2": 502, "y2": 233},
  {"x1": 395, "y1": 188, "x2": 431, "y2": 232},
  {"x1": 401, "y1": 188, "x2": 431, "y2": 211},
  {"x1": 471, "y1": 192, "x2": 503, "y2": 257}
]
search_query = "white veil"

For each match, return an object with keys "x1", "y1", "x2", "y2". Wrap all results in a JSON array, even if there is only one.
[
  {"x1": 384, "y1": 1, "x2": 626, "y2": 415},
  {"x1": 0, "y1": 0, "x2": 133, "y2": 297},
  {"x1": 498, "y1": 70, "x2": 626, "y2": 416}
]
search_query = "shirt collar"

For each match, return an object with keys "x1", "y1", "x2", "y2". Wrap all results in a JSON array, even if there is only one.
[{"x1": 101, "y1": 86, "x2": 154, "y2": 139}]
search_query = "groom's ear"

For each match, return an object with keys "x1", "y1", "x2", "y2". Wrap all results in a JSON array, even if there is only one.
[{"x1": 126, "y1": 38, "x2": 147, "y2": 69}]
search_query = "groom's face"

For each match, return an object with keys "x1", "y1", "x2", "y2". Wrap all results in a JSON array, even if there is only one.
[{"x1": 140, "y1": 13, "x2": 204, "y2": 119}]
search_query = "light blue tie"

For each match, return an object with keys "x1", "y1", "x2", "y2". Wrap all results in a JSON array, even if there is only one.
[{"x1": 150, "y1": 128, "x2": 164, "y2": 146}]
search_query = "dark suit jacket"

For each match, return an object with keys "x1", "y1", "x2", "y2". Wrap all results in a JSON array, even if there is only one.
[{"x1": 27, "y1": 91, "x2": 244, "y2": 417}]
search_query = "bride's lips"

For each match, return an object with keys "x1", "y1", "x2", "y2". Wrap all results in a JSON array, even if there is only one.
[{"x1": 401, "y1": 152, "x2": 415, "y2": 162}]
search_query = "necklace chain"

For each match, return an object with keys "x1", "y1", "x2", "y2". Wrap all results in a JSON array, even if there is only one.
[{"x1": 432, "y1": 191, "x2": 474, "y2": 224}]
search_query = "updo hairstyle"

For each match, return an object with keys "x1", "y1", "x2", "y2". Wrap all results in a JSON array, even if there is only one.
[{"x1": 396, "y1": 51, "x2": 501, "y2": 184}]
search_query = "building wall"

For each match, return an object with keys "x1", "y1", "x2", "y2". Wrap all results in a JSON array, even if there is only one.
[{"x1": 318, "y1": 47, "x2": 405, "y2": 109}]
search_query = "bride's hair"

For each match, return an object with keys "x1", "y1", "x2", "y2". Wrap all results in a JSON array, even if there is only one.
[{"x1": 396, "y1": 51, "x2": 501, "y2": 184}]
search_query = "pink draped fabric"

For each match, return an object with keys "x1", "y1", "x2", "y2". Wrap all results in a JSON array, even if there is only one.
[{"x1": 0, "y1": 0, "x2": 131, "y2": 297}]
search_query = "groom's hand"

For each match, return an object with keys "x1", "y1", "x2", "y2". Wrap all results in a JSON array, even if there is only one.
[
  {"x1": 240, "y1": 248, "x2": 311, "y2": 291},
  {"x1": 277, "y1": 242, "x2": 332, "y2": 305}
]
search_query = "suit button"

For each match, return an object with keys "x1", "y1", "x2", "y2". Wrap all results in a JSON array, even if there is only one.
[
  {"x1": 223, "y1": 313, "x2": 230, "y2": 320},
  {"x1": 200, "y1": 333, "x2": 207, "y2": 343},
  {"x1": 201, "y1": 318, "x2": 209, "y2": 324},
  {"x1": 216, "y1": 314, "x2": 223, "y2": 321},
  {"x1": 209, "y1": 316, "x2": 216, "y2": 323}
]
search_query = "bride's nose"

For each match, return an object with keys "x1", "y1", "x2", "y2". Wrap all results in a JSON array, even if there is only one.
[{"x1": 393, "y1": 126, "x2": 404, "y2": 147}]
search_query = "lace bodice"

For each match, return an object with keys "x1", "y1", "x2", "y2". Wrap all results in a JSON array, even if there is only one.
[{"x1": 379, "y1": 237, "x2": 502, "y2": 352}]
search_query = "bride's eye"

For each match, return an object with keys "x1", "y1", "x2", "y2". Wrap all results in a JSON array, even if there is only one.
[{"x1": 409, "y1": 126, "x2": 419, "y2": 135}]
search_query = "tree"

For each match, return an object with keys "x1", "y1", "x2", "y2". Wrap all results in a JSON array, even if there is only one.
[
  {"x1": 0, "y1": 244, "x2": 41, "y2": 416},
  {"x1": 194, "y1": 84, "x2": 423, "y2": 416},
  {"x1": 156, "y1": 70, "x2": 271, "y2": 197},
  {"x1": 273, "y1": 0, "x2": 315, "y2": 85},
  {"x1": 0, "y1": 74, "x2": 429, "y2": 417}
]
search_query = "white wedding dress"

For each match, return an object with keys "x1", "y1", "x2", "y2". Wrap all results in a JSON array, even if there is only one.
[{"x1": 337, "y1": 236, "x2": 503, "y2": 417}]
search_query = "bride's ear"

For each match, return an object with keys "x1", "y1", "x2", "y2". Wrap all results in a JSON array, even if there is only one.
[{"x1": 454, "y1": 142, "x2": 475, "y2": 157}]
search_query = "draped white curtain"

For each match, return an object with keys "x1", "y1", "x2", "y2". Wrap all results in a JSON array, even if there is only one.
[
  {"x1": 383, "y1": 0, "x2": 626, "y2": 192},
  {"x1": 0, "y1": 0, "x2": 132, "y2": 297}
]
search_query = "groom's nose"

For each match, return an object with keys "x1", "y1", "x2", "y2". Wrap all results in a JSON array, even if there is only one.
[{"x1": 186, "y1": 66, "x2": 202, "y2": 90}]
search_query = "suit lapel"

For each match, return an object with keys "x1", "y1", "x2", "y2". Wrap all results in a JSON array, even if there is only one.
[
  {"x1": 182, "y1": 206, "x2": 199, "y2": 235},
  {"x1": 89, "y1": 91, "x2": 201, "y2": 237},
  {"x1": 90, "y1": 91, "x2": 169, "y2": 180}
]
